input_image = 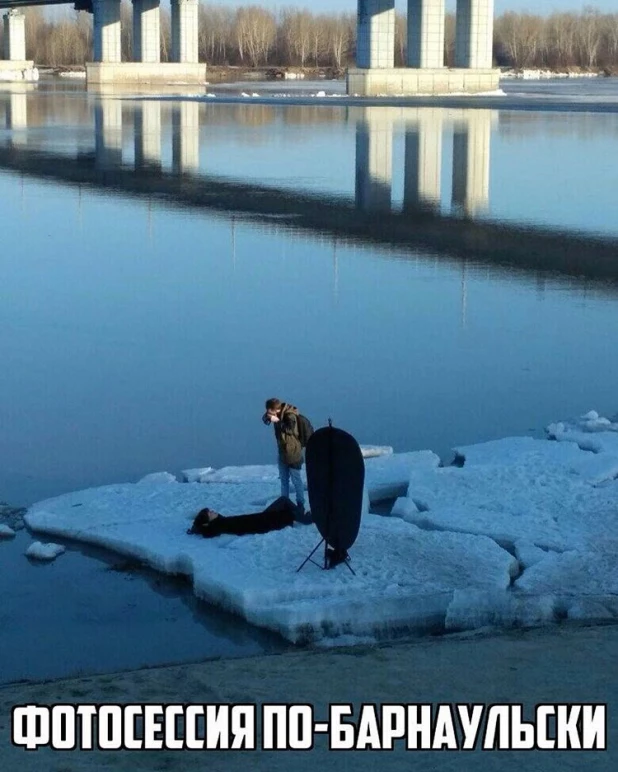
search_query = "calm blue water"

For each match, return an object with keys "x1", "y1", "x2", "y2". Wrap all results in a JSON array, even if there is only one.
[
  {"x1": 1, "y1": 79, "x2": 618, "y2": 507},
  {"x1": 2, "y1": 77, "x2": 618, "y2": 680}
]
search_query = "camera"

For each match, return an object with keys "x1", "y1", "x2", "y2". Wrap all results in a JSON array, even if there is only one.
[{"x1": 262, "y1": 413, "x2": 271, "y2": 425}]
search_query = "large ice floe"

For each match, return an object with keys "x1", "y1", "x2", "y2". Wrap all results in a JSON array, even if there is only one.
[
  {"x1": 25, "y1": 415, "x2": 618, "y2": 644},
  {"x1": 391, "y1": 413, "x2": 618, "y2": 629}
]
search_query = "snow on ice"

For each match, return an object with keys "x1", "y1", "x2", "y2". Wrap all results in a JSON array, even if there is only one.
[
  {"x1": 0, "y1": 524, "x2": 16, "y2": 539},
  {"x1": 390, "y1": 414, "x2": 618, "y2": 624},
  {"x1": 25, "y1": 479, "x2": 515, "y2": 643},
  {"x1": 23, "y1": 413, "x2": 618, "y2": 643}
]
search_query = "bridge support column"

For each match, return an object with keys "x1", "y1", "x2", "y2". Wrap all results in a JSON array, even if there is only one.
[
  {"x1": 3, "y1": 10, "x2": 26, "y2": 61},
  {"x1": 93, "y1": 0, "x2": 122, "y2": 64},
  {"x1": 404, "y1": 110, "x2": 443, "y2": 212},
  {"x1": 452, "y1": 110, "x2": 491, "y2": 216},
  {"x1": 95, "y1": 98, "x2": 123, "y2": 169},
  {"x1": 407, "y1": 0, "x2": 445, "y2": 69},
  {"x1": 356, "y1": 0, "x2": 395, "y2": 69},
  {"x1": 172, "y1": 102, "x2": 199, "y2": 174},
  {"x1": 355, "y1": 110, "x2": 393, "y2": 212},
  {"x1": 133, "y1": 0, "x2": 161, "y2": 63},
  {"x1": 171, "y1": 0, "x2": 199, "y2": 64},
  {"x1": 135, "y1": 101, "x2": 162, "y2": 170},
  {"x1": 455, "y1": 0, "x2": 494, "y2": 69},
  {"x1": 348, "y1": 0, "x2": 498, "y2": 95}
]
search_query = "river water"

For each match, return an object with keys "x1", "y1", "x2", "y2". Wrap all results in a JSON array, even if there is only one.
[
  {"x1": 1, "y1": 77, "x2": 617, "y2": 679},
  {"x1": 1, "y1": 77, "x2": 618, "y2": 506}
]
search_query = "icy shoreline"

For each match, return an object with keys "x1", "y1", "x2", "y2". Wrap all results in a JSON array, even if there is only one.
[{"x1": 24, "y1": 414, "x2": 618, "y2": 645}]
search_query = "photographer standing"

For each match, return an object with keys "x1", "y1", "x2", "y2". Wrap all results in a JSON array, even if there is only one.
[{"x1": 262, "y1": 398, "x2": 308, "y2": 518}]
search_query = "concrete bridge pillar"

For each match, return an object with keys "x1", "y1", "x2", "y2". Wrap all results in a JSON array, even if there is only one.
[
  {"x1": 95, "y1": 98, "x2": 123, "y2": 169},
  {"x1": 404, "y1": 109, "x2": 443, "y2": 212},
  {"x1": 3, "y1": 10, "x2": 26, "y2": 61},
  {"x1": 455, "y1": 0, "x2": 494, "y2": 69},
  {"x1": 93, "y1": 0, "x2": 122, "y2": 64},
  {"x1": 356, "y1": 0, "x2": 395, "y2": 69},
  {"x1": 407, "y1": 0, "x2": 445, "y2": 69},
  {"x1": 135, "y1": 100, "x2": 162, "y2": 169},
  {"x1": 171, "y1": 0, "x2": 199, "y2": 64},
  {"x1": 6, "y1": 86, "x2": 28, "y2": 147},
  {"x1": 355, "y1": 110, "x2": 393, "y2": 212},
  {"x1": 133, "y1": 0, "x2": 161, "y2": 63},
  {"x1": 349, "y1": 0, "x2": 498, "y2": 95},
  {"x1": 172, "y1": 102, "x2": 199, "y2": 173},
  {"x1": 452, "y1": 110, "x2": 491, "y2": 216}
]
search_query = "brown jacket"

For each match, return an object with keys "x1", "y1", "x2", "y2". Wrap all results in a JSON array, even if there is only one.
[{"x1": 274, "y1": 403, "x2": 303, "y2": 468}]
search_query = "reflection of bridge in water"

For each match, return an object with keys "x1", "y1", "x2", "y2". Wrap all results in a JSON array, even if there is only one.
[
  {"x1": 354, "y1": 107, "x2": 493, "y2": 217},
  {"x1": 2, "y1": 88, "x2": 618, "y2": 284}
]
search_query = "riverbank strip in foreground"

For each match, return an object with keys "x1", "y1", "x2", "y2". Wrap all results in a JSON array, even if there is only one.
[{"x1": 1, "y1": 623, "x2": 616, "y2": 770}]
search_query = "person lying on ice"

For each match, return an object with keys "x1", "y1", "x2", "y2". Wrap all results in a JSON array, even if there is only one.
[{"x1": 187, "y1": 496, "x2": 298, "y2": 538}]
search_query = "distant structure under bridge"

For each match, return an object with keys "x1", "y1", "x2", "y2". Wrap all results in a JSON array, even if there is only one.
[{"x1": 0, "y1": 0, "x2": 498, "y2": 94}]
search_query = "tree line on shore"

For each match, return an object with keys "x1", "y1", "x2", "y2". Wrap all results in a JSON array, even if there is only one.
[{"x1": 2, "y1": 5, "x2": 618, "y2": 72}]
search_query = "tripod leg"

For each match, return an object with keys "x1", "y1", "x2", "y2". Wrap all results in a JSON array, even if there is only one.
[{"x1": 296, "y1": 539, "x2": 325, "y2": 573}]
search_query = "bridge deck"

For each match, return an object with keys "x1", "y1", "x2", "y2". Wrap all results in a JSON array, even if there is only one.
[{"x1": 0, "y1": 0, "x2": 72, "y2": 9}]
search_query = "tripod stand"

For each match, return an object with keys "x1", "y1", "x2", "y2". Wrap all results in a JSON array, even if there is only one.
[{"x1": 296, "y1": 537, "x2": 355, "y2": 574}]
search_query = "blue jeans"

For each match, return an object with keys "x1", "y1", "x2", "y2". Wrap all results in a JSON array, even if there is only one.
[{"x1": 278, "y1": 460, "x2": 305, "y2": 509}]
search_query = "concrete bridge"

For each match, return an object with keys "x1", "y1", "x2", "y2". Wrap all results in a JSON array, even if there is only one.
[
  {"x1": 0, "y1": 1, "x2": 498, "y2": 93},
  {"x1": 2, "y1": 87, "x2": 617, "y2": 285}
]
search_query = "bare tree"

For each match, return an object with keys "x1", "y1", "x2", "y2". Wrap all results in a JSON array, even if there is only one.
[
  {"x1": 199, "y1": 3, "x2": 234, "y2": 63},
  {"x1": 234, "y1": 6, "x2": 276, "y2": 66},
  {"x1": 324, "y1": 13, "x2": 353, "y2": 69},
  {"x1": 310, "y1": 14, "x2": 325, "y2": 66},
  {"x1": 280, "y1": 9, "x2": 312, "y2": 66},
  {"x1": 578, "y1": 6, "x2": 603, "y2": 68}
]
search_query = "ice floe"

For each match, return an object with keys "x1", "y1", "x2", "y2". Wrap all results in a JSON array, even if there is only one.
[
  {"x1": 25, "y1": 481, "x2": 515, "y2": 643},
  {"x1": 0, "y1": 524, "x2": 16, "y2": 538},
  {"x1": 390, "y1": 417, "x2": 618, "y2": 624},
  {"x1": 23, "y1": 413, "x2": 618, "y2": 643},
  {"x1": 396, "y1": 436, "x2": 615, "y2": 551},
  {"x1": 547, "y1": 410, "x2": 618, "y2": 458}
]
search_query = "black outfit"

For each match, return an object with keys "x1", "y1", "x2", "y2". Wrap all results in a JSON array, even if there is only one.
[{"x1": 188, "y1": 496, "x2": 296, "y2": 539}]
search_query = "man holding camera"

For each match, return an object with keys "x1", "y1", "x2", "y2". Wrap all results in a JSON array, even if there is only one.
[{"x1": 262, "y1": 397, "x2": 306, "y2": 517}]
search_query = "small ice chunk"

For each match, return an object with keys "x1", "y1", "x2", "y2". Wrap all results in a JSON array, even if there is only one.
[
  {"x1": 391, "y1": 497, "x2": 419, "y2": 519},
  {"x1": 181, "y1": 467, "x2": 214, "y2": 483},
  {"x1": 26, "y1": 542, "x2": 66, "y2": 561},
  {"x1": 137, "y1": 472, "x2": 177, "y2": 484},
  {"x1": 365, "y1": 450, "x2": 440, "y2": 501},
  {"x1": 516, "y1": 548, "x2": 618, "y2": 597},
  {"x1": 0, "y1": 524, "x2": 16, "y2": 538},
  {"x1": 201, "y1": 465, "x2": 281, "y2": 484},
  {"x1": 567, "y1": 599, "x2": 617, "y2": 621},
  {"x1": 360, "y1": 445, "x2": 393, "y2": 459},
  {"x1": 582, "y1": 410, "x2": 599, "y2": 421},
  {"x1": 513, "y1": 540, "x2": 548, "y2": 569},
  {"x1": 316, "y1": 90, "x2": 326, "y2": 97}
]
